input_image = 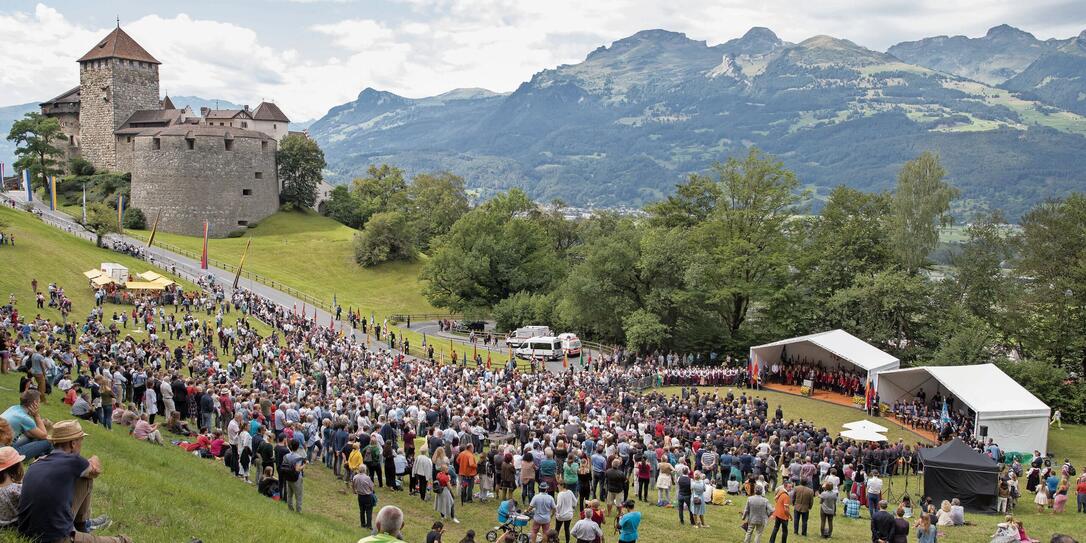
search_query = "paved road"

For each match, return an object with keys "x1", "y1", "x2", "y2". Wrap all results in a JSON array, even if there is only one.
[{"x1": 4, "y1": 191, "x2": 578, "y2": 373}]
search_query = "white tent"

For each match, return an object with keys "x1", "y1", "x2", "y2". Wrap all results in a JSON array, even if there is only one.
[
  {"x1": 840, "y1": 428, "x2": 888, "y2": 442},
  {"x1": 844, "y1": 420, "x2": 889, "y2": 433},
  {"x1": 750, "y1": 329, "x2": 900, "y2": 390},
  {"x1": 877, "y1": 364, "x2": 1050, "y2": 455}
]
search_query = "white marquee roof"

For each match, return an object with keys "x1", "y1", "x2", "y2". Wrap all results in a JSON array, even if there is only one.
[
  {"x1": 751, "y1": 329, "x2": 900, "y2": 373},
  {"x1": 878, "y1": 364, "x2": 1050, "y2": 419}
]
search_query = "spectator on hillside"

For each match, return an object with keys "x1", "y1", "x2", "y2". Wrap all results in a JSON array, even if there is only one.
[
  {"x1": 2, "y1": 390, "x2": 51, "y2": 459},
  {"x1": 357, "y1": 505, "x2": 406, "y2": 543},
  {"x1": 870, "y1": 500, "x2": 895, "y2": 543},
  {"x1": 0, "y1": 446, "x2": 25, "y2": 527},
  {"x1": 16, "y1": 420, "x2": 131, "y2": 543},
  {"x1": 352, "y1": 468, "x2": 376, "y2": 529},
  {"x1": 281, "y1": 439, "x2": 306, "y2": 513}
]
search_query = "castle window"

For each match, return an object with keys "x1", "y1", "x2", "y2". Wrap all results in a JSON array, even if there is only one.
[
  {"x1": 261, "y1": 141, "x2": 268, "y2": 151},
  {"x1": 126, "y1": 136, "x2": 132, "y2": 143},
  {"x1": 273, "y1": 124, "x2": 277, "y2": 129},
  {"x1": 237, "y1": 220, "x2": 249, "y2": 226},
  {"x1": 152, "y1": 138, "x2": 161, "y2": 150},
  {"x1": 224, "y1": 139, "x2": 234, "y2": 151},
  {"x1": 254, "y1": 172, "x2": 263, "y2": 180},
  {"x1": 242, "y1": 189, "x2": 253, "y2": 196},
  {"x1": 241, "y1": 121, "x2": 248, "y2": 128},
  {"x1": 186, "y1": 138, "x2": 195, "y2": 150}
]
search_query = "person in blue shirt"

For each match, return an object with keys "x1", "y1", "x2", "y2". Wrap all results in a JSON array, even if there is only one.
[
  {"x1": 2, "y1": 390, "x2": 52, "y2": 459},
  {"x1": 617, "y1": 500, "x2": 641, "y2": 542},
  {"x1": 497, "y1": 497, "x2": 519, "y2": 523}
]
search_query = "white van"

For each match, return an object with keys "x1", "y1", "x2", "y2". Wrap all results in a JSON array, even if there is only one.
[
  {"x1": 558, "y1": 333, "x2": 582, "y2": 357},
  {"x1": 505, "y1": 325, "x2": 553, "y2": 349},
  {"x1": 514, "y1": 336, "x2": 563, "y2": 361}
]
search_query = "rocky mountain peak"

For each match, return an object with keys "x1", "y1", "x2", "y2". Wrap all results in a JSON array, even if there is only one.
[
  {"x1": 984, "y1": 24, "x2": 1035, "y2": 41},
  {"x1": 722, "y1": 26, "x2": 784, "y2": 55}
]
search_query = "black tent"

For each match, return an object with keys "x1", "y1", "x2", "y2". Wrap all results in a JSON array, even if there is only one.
[{"x1": 919, "y1": 438, "x2": 999, "y2": 511}]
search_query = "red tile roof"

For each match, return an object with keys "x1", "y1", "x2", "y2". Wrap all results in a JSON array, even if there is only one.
[
  {"x1": 78, "y1": 27, "x2": 160, "y2": 65},
  {"x1": 252, "y1": 101, "x2": 290, "y2": 122}
]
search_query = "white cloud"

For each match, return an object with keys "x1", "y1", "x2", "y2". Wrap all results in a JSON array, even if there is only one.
[{"x1": 1, "y1": 1, "x2": 1083, "y2": 120}]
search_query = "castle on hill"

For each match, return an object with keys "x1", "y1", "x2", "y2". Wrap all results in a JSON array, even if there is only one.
[{"x1": 40, "y1": 26, "x2": 291, "y2": 237}]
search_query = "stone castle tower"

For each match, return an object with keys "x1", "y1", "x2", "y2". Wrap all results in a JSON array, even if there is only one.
[{"x1": 77, "y1": 26, "x2": 161, "y2": 170}]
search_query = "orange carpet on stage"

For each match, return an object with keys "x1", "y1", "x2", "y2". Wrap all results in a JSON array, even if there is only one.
[{"x1": 763, "y1": 383, "x2": 938, "y2": 442}]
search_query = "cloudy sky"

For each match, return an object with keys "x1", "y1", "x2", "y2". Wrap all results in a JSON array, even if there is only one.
[{"x1": 2, "y1": 0, "x2": 1084, "y2": 120}]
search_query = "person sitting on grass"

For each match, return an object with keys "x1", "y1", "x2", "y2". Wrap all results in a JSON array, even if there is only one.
[
  {"x1": 132, "y1": 413, "x2": 163, "y2": 445},
  {"x1": 2, "y1": 390, "x2": 52, "y2": 460},
  {"x1": 16, "y1": 420, "x2": 132, "y2": 543},
  {"x1": 258, "y1": 466, "x2": 279, "y2": 499},
  {"x1": 0, "y1": 446, "x2": 26, "y2": 527}
]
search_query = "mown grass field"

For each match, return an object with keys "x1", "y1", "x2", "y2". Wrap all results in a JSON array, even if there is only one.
[
  {"x1": 127, "y1": 210, "x2": 435, "y2": 319},
  {"x1": 6, "y1": 205, "x2": 1085, "y2": 543}
]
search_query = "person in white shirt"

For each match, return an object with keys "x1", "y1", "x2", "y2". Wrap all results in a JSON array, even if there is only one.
[{"x1": 554, "y1": 482, "x2": 577, "y2": 543}]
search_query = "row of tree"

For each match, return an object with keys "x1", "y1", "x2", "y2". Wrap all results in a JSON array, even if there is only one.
[
  {"x1": 321, "y1": 165, "x2": 470, "y2": 266},
  {"x1": 418, "y1": 149, "x2": 1085, "y2": 420}
]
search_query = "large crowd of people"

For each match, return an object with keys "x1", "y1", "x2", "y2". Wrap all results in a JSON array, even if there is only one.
[{"x1": 0, "y1": 267, "x2": 1082, "y2": 543}]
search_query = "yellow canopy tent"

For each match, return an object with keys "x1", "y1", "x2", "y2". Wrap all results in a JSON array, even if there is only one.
[
  {"x1": 135, "y1": 271, "x2": 164, "y2": 282},
  {"x1": 124, "y1": 281, "x2": 167, "y2": 291},
  {"x1": 90, "y1": 275, "x2": 114, "y2": 287},
  {"x1": 83, "y1": 269, "x2": 104, "y2": 279},
  {"x1": 150, "y1": 277, "x2": 175, "y2": 288}
]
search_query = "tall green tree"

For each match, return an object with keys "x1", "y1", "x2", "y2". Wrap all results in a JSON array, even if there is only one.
[
  {"x1": 421, "y1": 189, "x2": 563, "y2": 313},
  {"x1": 353, "y1": 210, "x2": 415, "y2": 266},
  {"x1": 7, "y1": 112, "x2": 65, "y2": 189},
  {"x1": 768, "y1": 187, "x2": 894, "y2": 337},
  {"x1": 948, "y1": 212, "x2": 1018, "y2": 349},
  {"x1": 322, "y1": 185, "x2": 364, "y2": 228},
  {"x1": 277, "y1": 134, "x2": 326, "y2": 209},
  {"x1": 684, "y1": 148, "x2": 806, "y2": 343},
  {"x1": 889, "y1": 152, "x2": 958, "y2": 274},
  {"x1": 84, "y1": 202, "x2": 120, "y2": 247},
  {"x1": 352, "y1": 164, "x2": 408, "y2": 225},
  {"x1": 1015, "y1": 194, "x2": 1086, "y2": 374},
  {"x1": 406, "y1": 172, "x2": 469, "y2": 252},
  {"x1": 827, "y1": 269, "x2": 930, "y2": 358}
]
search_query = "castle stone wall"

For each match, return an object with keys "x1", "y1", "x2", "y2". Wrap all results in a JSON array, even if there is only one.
[
  {"x1": 129, "y1": 133, "x2": 279, "y2": 237},
  {"x1": 78, "y1": 59, "x2": 159, "y2": 171}
]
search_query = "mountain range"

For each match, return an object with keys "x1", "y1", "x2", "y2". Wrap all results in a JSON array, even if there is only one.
[{"x1": 309, "y1": 25, "x2": 1086, "y2": 218}]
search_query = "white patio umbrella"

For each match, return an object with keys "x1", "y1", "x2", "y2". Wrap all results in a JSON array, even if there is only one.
[
  {"x1": 840, "y1": 428, "x2": 888, "y2": 442},
  {"x1": 843, "y1": 420, "x2": 889, "y2": 433}
]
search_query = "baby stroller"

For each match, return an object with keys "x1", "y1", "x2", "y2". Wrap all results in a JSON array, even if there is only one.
[{"x1": 485, "y1": 514, "x2": 530, "y2": 543}]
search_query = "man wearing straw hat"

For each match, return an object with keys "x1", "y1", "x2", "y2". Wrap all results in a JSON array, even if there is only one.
[{"x1": 17, "y1": 420, "x2": 131, "y2": 543}]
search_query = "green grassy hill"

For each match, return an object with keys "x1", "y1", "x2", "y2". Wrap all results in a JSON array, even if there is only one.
[
  {"x1": 5, "y1": 206, "x2": 1084, "y2": 543},
  {"x1": 129, "y1": 210, "x2": 435, "y2": 320}
]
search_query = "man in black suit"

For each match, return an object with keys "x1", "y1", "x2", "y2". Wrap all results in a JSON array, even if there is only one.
[{"x1": 870, "y1": 500, "x2": 895, "y2": 543}]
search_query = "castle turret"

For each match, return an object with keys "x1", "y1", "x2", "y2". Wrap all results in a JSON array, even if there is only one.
[{"x1": 78, "y1": 26, "x2": 161, "y2": 170}]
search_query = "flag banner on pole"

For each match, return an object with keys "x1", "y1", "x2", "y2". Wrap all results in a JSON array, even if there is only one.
[
  {"x1": 563, "y1": 350, "x2": 568, "y2": 368},
  {"x1": 486, "y1": 349, "x2": 491, "y2": 369},
  {"x1": 200, "y1": 220, "x2": 209, "y2": 269},
  {"x1": 81, "y1": 184, "x2": 87, "y2": 224},
  {"x1": 48, "y1": 176, "x2": 57, "y2": 211},
  {"x1": 293, "y1": 303, "x2": 297, "y2": 315},
  {"x1": 146, "y1": 210, "x2": 161, "y2": 248},
  {"x1": 117, "y1": 194, "x2": 124, "y2": 233},
  {"x1": 23, "y1": 170, "x2": 32, "y2": 202},
  {"x1": 232, "y1": 237, "x2": 252, "y2": 289},
  {"x1": 0, "y1": 162, "x2": 3, "y2": 184},
  {"x1": 579, "y1": 349, "x2": 584, "y2": 368}
]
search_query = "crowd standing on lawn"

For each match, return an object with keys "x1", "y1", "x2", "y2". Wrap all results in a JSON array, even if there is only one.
[{"x1": 0, "y1": 270, "x2": 1083, "y2": 543}]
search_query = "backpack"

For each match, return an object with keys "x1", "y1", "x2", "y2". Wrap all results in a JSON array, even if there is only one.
[
  {"x1": 279, "y1": 456, "x2": 299, "y2": 482},
  {"x1": 364, "y1": 445, "x2": 380, "y2": 465}
]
